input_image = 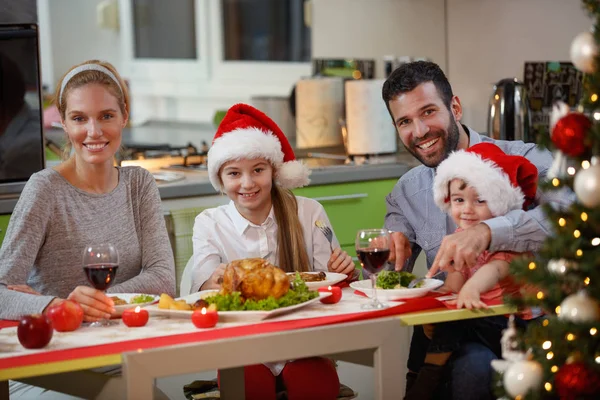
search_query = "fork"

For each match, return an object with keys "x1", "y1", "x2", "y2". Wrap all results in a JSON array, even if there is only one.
[
  {"x1": 315, "y1": 220, "x2": 334, "y2": 251},
  {"x1": 408, "y1": 270, "x2": 445, "y2": 289}
]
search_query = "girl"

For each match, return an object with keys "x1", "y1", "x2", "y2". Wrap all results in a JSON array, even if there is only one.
[
  {"x1": 0, "y1": 60, "x2": 175, "y2": 321},
  {"x1": 404, "y1": 143, "x2": 538, "y2": 399},
  {"x1": 189, "y1": 103, "x2": 355, "y2": 400}
]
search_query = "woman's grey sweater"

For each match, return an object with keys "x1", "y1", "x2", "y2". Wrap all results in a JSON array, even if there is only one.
[{"x1": 0, "y1": 166, "x2": 175, "y2": 320}]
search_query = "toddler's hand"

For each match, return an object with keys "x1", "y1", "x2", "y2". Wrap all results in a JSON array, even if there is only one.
[{"x1": 456, "y1": 285, "x2": 488, "y2": 310}]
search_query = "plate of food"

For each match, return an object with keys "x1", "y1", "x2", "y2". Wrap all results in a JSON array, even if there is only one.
[
  {"x1": 109, "y1": 293, "x2": 159, "y2": 317},
  {"x1": 146, "y1": 258, "x2": 331, "y2": 322},
  {"x1": 350, "y1": 271, "x2": 444, "y2": 301},
  {"x1": 285, "y1": 271, "x2": 347, "y2": 290}
]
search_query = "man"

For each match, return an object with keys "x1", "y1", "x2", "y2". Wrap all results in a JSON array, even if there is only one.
[{"x1": 381, "y1": 61, "x2": 570, "y2": 399}]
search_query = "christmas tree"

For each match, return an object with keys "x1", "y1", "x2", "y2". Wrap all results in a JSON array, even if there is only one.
[{"x1": 496, "y1": 1, "x2": 600, "y2": 399}]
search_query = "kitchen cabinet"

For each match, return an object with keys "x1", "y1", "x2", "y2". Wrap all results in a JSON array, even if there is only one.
[{"x1": 0, "y1": 214, "x2": 10, "y2": 248}]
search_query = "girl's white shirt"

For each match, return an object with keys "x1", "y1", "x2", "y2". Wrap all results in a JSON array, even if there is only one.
[{"x1": 190, "y1": 196, "x2": 339, "y2": 293}]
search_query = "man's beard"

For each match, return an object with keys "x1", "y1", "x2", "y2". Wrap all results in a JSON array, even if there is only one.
[{"x1": 402, "y1": 120, "x2": 460, "y2": 168}]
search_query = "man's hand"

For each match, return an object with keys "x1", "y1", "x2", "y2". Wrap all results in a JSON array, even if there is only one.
[
  {"x1": 427, "y1": 223, "x2": 491, "y2": 278},
  {"x1": 388, "y1": 231, "x2": 412, "y2": 271}
]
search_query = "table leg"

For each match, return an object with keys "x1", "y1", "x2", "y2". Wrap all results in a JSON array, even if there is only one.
[
  {"x1": 373, "y1": 326, "x2": 408, "y2": 399},
  {"x1": 122, "y1": 356, "x2": 154, "y2": 399},
  {"x1": 219, "y1": 367, "x2": 245, "y2": 400}
]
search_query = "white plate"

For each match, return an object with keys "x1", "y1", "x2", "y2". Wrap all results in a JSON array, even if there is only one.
[
  {"x1": 349, "y1": 279, "x2": 444, "y2": 301},
  {"x1": 109, "y1": 293, "x2": 159, "y2": 317},
  {"x1": 152, "y1": 172, "x2": 186, "y2": 183},
  {"x1": 286, "y1": 272, "x2": 347, "y2": 290},
  {"x1": 145, "y1": 290, "x2": 331, "y2": 322}
]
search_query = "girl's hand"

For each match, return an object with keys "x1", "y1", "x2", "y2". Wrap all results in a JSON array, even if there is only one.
[
  {"x1": 201, "y1": 263, "x2": 227, "y2": 291},
  {"x1": 327, "y1": 248, "x2": 355, "y2": 276},
  {"x1": 67, "y1": 286, "x2": 114, "y2": 322},
  {"x1": 7, "y1": 285, "x2": 41, "y2": 295},
  {"x1": 454, "y1": 285, "x2": 488, "y2": 310}
]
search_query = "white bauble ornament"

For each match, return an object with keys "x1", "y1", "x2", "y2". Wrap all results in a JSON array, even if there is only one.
[
  {"x1": 503, "y1": 360, "x2": 543, "y2": 398},
  {"x1": 547, "y1": 258, "x2": 578, "y2": 275},
  {"x1": 570, "y1": 31, "x2": 598, "y2": 73},
  {"x1": 574, "y1": 161, "x2": 600, "y2": 207},
  {"x1": 558, "y1": 291, "x2": 600, "y2": 323}
]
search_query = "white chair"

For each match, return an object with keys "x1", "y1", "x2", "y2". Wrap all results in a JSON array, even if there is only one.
[{"x1": 179, "y1": 255, "x2": 194, "y2": 296}]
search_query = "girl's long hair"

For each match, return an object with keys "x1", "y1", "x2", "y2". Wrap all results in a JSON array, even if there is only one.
[{"x1": 271, "y1": 184, "x2": 310, "y2": 273}]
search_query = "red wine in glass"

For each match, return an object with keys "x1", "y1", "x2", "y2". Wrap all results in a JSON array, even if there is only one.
[
  {"x1": 357, "y1": 249, "x2": 390, "y2": 275},
  {"x1": 83, "y1": 263, "x2": 119, "y2": 291},
  {"x1": 82, "y1": 243, "x2": 119, "y2": 327},
  {"x1": 356, "y1": 229, "x2": 391, "y2": 310}
]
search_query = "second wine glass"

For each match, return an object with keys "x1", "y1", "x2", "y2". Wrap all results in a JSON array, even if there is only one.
[
  {"x1": 356, "y1": 229, "x2": 391, "y2": 310},
  {"x1": 82, "y1": 243, "x2": 119, "y2": 327}
]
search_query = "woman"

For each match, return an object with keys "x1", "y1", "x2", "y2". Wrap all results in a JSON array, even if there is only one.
[
  {"x1": 0, "y1": 60, "x2": 175, "y2": 321},
  {"x1": 189, "y1": 103, "x2": 355, "y2": 400}
]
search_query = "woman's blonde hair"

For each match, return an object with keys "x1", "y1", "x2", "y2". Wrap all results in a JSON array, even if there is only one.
[
  {"x1": 271, "y1": 184, "x2": 310, "y2": 273},
  {"x1": 54, "y1": 60, "x2": 130, "y2": 160}
]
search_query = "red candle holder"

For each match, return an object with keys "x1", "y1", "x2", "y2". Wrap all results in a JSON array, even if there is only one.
[
  {"x1": 192, "y1": 307, "x2": 218, "y2": 329},
  {"x1": 318, "y1": 286, "x2": 342, "y2": 304},
  {"x1": 122, "y1": 306, "x2": 149, "y2": 327}
]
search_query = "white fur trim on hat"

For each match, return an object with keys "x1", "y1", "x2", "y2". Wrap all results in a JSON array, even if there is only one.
[
  {"x1": 207, "y1": 127, "x2": 310, "y2": 190},
  {"x1": 276, "y1": 160, "x2": 311, "y2": 188},
  {"x1": 433, "y1": 151, "x2": 525, "y2": 217}
]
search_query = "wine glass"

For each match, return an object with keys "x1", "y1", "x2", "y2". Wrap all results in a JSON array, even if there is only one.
[
  {"x1": 82, "y1": 243, "x2": 119, "y2": 327},
  {"x1": 355, "y1": 229, "x2": 391, "y2": 310}
]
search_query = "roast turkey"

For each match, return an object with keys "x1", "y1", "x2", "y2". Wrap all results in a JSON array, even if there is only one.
[{"x1": 221, "y1": 258, "x2": 290, "y2": 300}]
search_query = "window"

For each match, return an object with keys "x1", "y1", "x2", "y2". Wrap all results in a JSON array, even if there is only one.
[
  {"x1": 222, "y1": 0, "x2": 310, "y2": 62},
  {"x1": 132, "y1": 0, "x2": 197, "y2": 59}
]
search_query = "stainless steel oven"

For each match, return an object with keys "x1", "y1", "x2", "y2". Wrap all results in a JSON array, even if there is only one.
[{"x1": 0, "y1": 23, "x2": 45, "y2": 196}]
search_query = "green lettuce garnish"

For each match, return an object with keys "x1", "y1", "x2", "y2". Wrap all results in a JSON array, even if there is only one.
[
  {"x1": 131, "y1": 294, "x2": 156, "y2": 303},
  {"x1": 376, "y1": 270, "x2": 420, "y2": 289}
]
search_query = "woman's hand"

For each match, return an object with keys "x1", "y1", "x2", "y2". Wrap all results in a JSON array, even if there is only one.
[
  {"x1": 67, "y1": 286, "x2": 114, "y2": 322},
  {"x1": 7, "y1": 285, "x2": 41, "y2": 295},
  {"x1": 327, "y1": 248, "x2": 354, "y2": 276},
  {"x1": 200, "y1": 263, "x2": 227, "y2": 291}
]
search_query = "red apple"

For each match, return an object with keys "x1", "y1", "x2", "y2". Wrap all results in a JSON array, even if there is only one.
[
  {"x1": 17, "y1": 314, "x2": 53, "y2": 349},
  {"x1": 46, "y1": 300, "x2": 84, "y2": 332}
]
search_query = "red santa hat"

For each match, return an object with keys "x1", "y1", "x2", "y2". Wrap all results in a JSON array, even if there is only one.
[
  {"x1": 207, "y1": 103, "x2": 310, "y2": 191},
  {"x1": 433, "y1": 143, "x2": 538, "y2": 217}
]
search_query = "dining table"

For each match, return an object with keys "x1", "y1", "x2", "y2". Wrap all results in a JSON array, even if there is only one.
[{"x1": 0, "y1": 287, "x2": 514, "y2": 400}]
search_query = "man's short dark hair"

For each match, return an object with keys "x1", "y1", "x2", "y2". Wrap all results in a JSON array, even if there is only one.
[{"x1": 382, "y1": 61, "x2": 454, "y2": 122}]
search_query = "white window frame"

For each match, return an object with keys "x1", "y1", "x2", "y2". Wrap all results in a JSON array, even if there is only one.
[
  {"x1": 119, "y1": 0, "x2": 211, "y2": 96},
  {"x1": 120, "y1": 0, "x2": 311, "y2": 98},
  {"x1": 207, "y1": 0, "x2": 311, "y2": 87}
]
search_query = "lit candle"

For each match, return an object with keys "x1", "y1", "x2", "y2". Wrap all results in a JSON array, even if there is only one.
[
  {"x1": 192, "y1": 307, "x2": 218, "y2": 329},
  {"x1": 318, "y1": 286, "x2": 342, "y2": 304},
  {"x1": 122, "y1": 306, "x2": 149, "y2": 327}
]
